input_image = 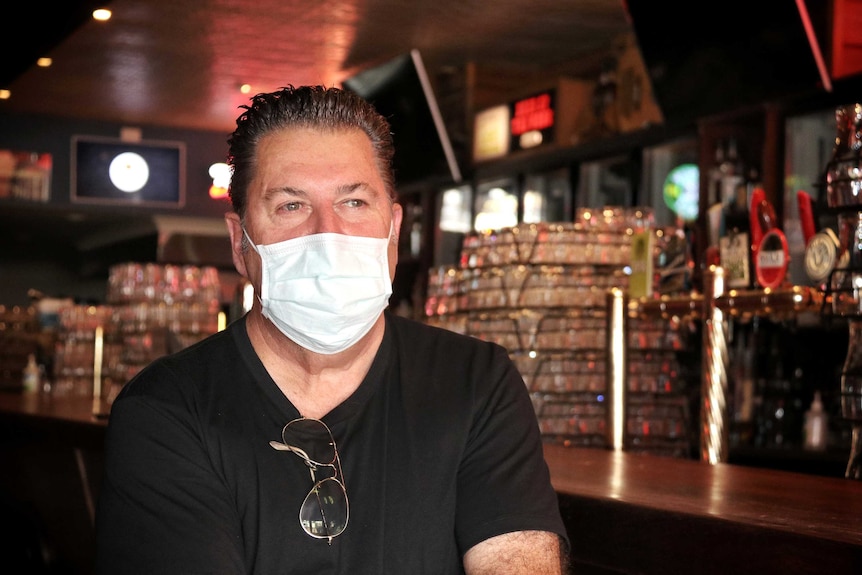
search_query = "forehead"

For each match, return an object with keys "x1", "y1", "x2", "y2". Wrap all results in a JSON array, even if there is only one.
[
  {"x1": 256, "y1": 126, "x2": 375, "y2": 166},
  {"x1": 247, "y1": 126, "x2": 393, "y2": 208}
]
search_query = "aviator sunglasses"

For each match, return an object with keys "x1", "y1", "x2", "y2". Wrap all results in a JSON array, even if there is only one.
[{"x1": 269, "y1": 417, "x2": 349, "y2": 544}]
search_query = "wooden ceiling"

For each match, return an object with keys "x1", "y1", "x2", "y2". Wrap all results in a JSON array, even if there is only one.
[{"x1": 1, "y1": 0, "x2": 633, "y2": 134}]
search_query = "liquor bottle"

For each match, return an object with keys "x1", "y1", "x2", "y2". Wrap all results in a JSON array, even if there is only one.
[
  {"x1": 707, "y1": 140, "x2": 726, "y2": 208},
  {"x1": 755, "y1": 330, "x2": 789, "y2": 448},
  {"x1": 719, "y1": 138, "x2": 744, "y2": 208},
  {"x1": 719, "y1": 145, "x2": 753, "y2": 289},
  {"x1": 705, "y1": 141, "x2": 726, "y2": 268},
  {"x1": 730, "y1": 323, "x2": 756, "y2": 446}
]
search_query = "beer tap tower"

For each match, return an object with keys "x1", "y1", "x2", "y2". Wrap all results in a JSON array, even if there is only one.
[{"x1": 822, "y1": 103, "x2": 862, "y2": 479}]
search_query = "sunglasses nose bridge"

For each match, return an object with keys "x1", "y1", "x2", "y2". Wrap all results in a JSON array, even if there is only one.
[{"x1": 283, "y1": 432, "x2": 336, "y2": 464}]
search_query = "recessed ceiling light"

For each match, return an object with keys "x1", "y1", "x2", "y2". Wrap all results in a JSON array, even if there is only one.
[
  {"x1": 0, "y1": 90, "x2": 11, "y2": 100},
  {"x1": 37, "y1": 58, "x2": 52, "y2": 68},
  {"x1": 240, "y1": 84, "x2": 252, "y2": 94}
]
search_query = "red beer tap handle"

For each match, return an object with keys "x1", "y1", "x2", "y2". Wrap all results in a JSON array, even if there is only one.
[
  {"x1": 749, "y1": 187, "x2": 767, "y2": 260},
  {"x1": 797, "y1": 190, "x2": 817, "y2": 246}
]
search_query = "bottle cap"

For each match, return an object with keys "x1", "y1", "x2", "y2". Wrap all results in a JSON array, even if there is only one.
[{"x1": 811, "y1": 391, "x2": 824, "y2": 412}]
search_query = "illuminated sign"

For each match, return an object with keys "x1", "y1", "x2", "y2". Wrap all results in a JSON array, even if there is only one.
[
  {"x1": 472, "y1": 89, "x2": 557, "y2": 161},
  {"x1": 509, "y1": 90, "x2": 555, "y2": 152},
  {"x1": 472, "y1": 105, "x2": 510, "y2": 161},
  {"x1": 510, "y1": 92, "x2": 554, "y2": 135}
]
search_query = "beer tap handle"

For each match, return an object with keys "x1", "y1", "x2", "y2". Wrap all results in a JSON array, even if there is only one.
[
  {"x1": 797, "y1": 190, "x2": 817, "y2": 246},
  {"x1": 749, "y1": 187, "x2": 767, "y2": 260}
]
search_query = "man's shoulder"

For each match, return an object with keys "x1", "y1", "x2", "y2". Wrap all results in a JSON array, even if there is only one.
[
  {"x1": 385, "y1": 312, "x2": 509, "y2": 369},
  {"x1": 387, "y1": 312, "x2": 482, "y2": 347},
  {"x1": 116, "y1": 324, "x2": 241, "y2": 402}
]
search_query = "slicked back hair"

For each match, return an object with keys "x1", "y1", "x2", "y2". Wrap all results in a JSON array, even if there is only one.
[{"x1": 227, "y1": 85, "x2": 396, "y2": 217}]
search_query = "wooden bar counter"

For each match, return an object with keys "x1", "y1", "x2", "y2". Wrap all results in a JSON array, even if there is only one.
[
  {"x1": 0, "y1": 391, "x2": 108, "y2": 445},
  {"x1": 1, "y1": 392, "x2": 861, "y2": 574},
  {"x1": 546, "y1": 443, "x2": 862, "y2": 574},
  {"x1": 0, "y1": 392, "x2": 108, "y2": 574}
]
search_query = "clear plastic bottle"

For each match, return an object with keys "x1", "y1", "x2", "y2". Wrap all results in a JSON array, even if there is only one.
[
  {"x1": 803, "y1": 391, "x2": 828, "y2": 451},
  {"x1": 22, "y1": 353, "x2": 40, "y2": 394}
]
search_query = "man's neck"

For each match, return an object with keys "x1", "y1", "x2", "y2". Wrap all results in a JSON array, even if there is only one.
[{"x1": 246, "y1": 311, "x2": 384, "y2": 418}]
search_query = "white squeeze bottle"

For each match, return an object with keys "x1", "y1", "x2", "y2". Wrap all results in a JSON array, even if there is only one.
[{"x1": 803, "y1": 391, "x2": 828, "y2": 451}]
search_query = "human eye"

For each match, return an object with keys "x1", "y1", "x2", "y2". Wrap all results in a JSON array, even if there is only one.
[
  {"x1": 343, "y1": 197, "x2": 368, "y2": 209},
  {"x1": 340, "y1": 186, "x2": 379, "y2": 209},
  {"x1": 278, "y1": 200, "x2": 304, "y2": 213}
]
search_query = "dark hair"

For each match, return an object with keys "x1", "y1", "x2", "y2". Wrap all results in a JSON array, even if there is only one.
[{"x1": 227, "y1": 85, "x2": 396, "y2": 217}]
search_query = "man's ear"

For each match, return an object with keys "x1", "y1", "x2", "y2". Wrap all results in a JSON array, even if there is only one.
[
  {"x1": 224, "y1": 212, "x2": 249, "y2": 278},
  {"x1": 390, "y1": 202, "x2": 404, "y2": 245}
]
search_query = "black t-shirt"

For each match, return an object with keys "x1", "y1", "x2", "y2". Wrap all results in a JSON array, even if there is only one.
[{"x1": 95, "y1": 312, "x2": 567, "y2": 574}]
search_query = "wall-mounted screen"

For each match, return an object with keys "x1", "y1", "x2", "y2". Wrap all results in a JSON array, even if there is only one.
[
  {"x1": 71, "y1": 136, "x2": 186, "y2": 207},
  {"x1": 342, "y1": 49, "x2": 463, "y2": 187}
]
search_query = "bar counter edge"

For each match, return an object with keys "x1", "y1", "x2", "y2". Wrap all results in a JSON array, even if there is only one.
[
  {"x1": 545, "y1": 443, "x2": 862, "y2": 574},
  {"x1": 1, "y1": 393, "x2": 861, "y2": 574}
]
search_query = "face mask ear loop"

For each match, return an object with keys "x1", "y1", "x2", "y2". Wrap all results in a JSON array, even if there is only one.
[
  {"x1": 388, "y1": 218, "x2": 397, "y2": 245},
  {"x1": 241, "y1": 226, "x2": 260, "y2": 254},
  {"x1": 240, "y1": 226, "x2": 265, "y2": 308}
]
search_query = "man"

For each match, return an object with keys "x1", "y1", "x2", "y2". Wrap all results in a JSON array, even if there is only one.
[{"x1": 95, "y1": 85, "x2": 568, "y2": 574}]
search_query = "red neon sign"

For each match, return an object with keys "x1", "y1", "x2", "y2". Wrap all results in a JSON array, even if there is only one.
[{"x1": 510, "y1": 93, "x2": 554, "y2": 136}]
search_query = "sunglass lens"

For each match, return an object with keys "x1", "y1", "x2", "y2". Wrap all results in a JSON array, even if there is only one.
[{"x1": 300, "y1": 477, "x2": 348, "y2": 539}]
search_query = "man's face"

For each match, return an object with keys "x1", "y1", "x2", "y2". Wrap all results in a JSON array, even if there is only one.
[{"x1": 226, "y1": 126, "x2": 402, "y2": 286}]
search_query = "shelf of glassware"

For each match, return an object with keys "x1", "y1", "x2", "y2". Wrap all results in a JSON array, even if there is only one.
[
  {"x1": 622, "y1": 292, "x2": 703, "y2": 458},
  {"x1": 423, "y1": 213, "x2": 703, "y2": 457}
]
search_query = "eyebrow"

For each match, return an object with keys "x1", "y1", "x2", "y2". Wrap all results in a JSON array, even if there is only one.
[
  {"x1": 262, "y1": 185, "x2": 305, "y2": 202},
  {"x1": 262, "y1": 182, "x2": 378, "y2": 201}
]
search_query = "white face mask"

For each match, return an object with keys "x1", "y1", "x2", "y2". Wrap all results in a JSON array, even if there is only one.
[{"x1": 244, "y1": 228, "x2": 393, "y2": 355}]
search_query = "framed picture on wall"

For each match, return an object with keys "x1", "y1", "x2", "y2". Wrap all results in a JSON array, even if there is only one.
[{"x1": 71, "y1": 135, "x2": 186, "y2": 207}]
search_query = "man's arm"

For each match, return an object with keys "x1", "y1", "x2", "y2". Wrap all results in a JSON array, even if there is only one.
[
  {"x1": 95, "y1": 381, "x2": 246, "y2": 574},
  {"x1": 463, "y1": 530, "x2": 568, "y2": 574}
]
